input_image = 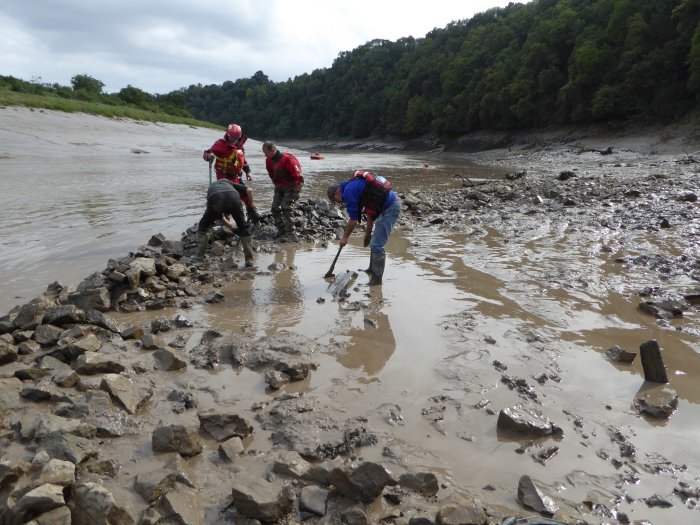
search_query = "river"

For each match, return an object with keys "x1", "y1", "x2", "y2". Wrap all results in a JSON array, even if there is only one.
[{"x1": 2, "y1": 107, "x2": 699, "y2": 523}]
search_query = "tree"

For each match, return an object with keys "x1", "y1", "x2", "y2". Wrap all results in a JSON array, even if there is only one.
[{"x1": 70, "y1": 74, "x2": 104, "y2": 95}]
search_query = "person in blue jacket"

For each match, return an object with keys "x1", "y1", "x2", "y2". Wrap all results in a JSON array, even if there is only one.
[{"x1": 327, "y1": 171, "x2": 401, "y2": 285}]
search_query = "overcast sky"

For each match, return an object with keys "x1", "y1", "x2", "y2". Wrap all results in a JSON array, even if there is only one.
[{"x1": 2, "y1": 0, "x2": 517, "y2": 95}]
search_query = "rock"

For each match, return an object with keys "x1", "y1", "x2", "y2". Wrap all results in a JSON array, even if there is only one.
[
  {"x1": 141, "y1": 334, "x2": 165, "y2": 350},
  {"x1": 134, "y1": 469, "x2": 195, "y2": 503},
  {"x1": 71, "y1": 482, "x2": 134, "y2": 525},
  {"x1": 166, "y1": 262, "x2": 188, "y2": 279},
  {"x1": 328, "y1": 461, "x2": 397, "y2": 503},
  {"x1": 152, "y1": 424, "x2": 203, "y2": 457},
  {"x1": 341, "y1": 506, "x2": 368, "y2": 525},
  {"x1": 22, "y1": 413, "x2": 96, "y2": 440},
  {"x1": 18, "y1": 340, "x2": 41, "y2": 355},
  {"x1": 517, "y1": 475, "x2": 558, "y2": 517},
  {"x1": 153, "y1": 348, "x2": 187, "y2": 371},
  {"x1": 34, "y1": 324, "x2": 65, "y2": 345},
  {"x1": 639, "y1": 340, "x2": 668, "y2": 383},
  {"x1": 0, "y1": 340, "x2": 18, "y2": 365},
  {"x1": 42, "y1": 305, "x2": 86, "y2": 326},
  {"x1": 197, "y1": 409, "x2": 253, "y2": 441},
  {"x1": 150, "y1": 317, "x2": 172, "y2": 333},
  {"x1": 100, "y1": 374, "x2": 153, "y2": 415},
  {"x1": 399, "y1": 472, "x2": 440, "y2": 497},
  {"x1": 497, "y1": 405, "x2": 562, "y2": 437},
  {"x1": 11, "y1": 483, "x2": 65, "y2": 523},
  {"x1": 677, "y1": 191, "x2": 698, "y2": 202},
  {"x1": 25, "y1": 505, "x2": 72, "y2": 524},
  {"x1": 639, "y1": 300, "x2": 685, "y2": 318},
  {"x1": 265, "y1": 369, "x2": 290, "y2": 389},
  {"x1": 148, "y1": 233, "x2": 166, "y2": 247},
  {"x1": 161, "y1": 240, "x2": 184, "y2": 256},
  {"x1": 300, "y1": 485, "x2": 329, "y2": 517},
  {"x1": 37, "y1": 432, "x2": 98, "y2": 464},
  {"x1": 66, "y1": 287, "x2": 111, "y2": 312},
  {"x1": 204, "y1": 291, "x2": 225, "y2": 303},
  {"x1": 436, "y1": 501, "x2": 487, "y2": 525},
  {"x1": 38, "y1": 459, "x2": 75, "y2": 487},
  {"x1": 272, "y1": 451, "x2": 311, "y2": 479},
  {"x1": 85, "y1": 310, "x2": 122, "y2": 333},
  {"x1": 174, "y1": 314, "x2": 192, "y2": 328},
  {"x1": 634, "y1": 387, "x2": 678, "y2": 418},
  {"x1": 230, "y1": 473, "x2": 293, "y2": 522},
  {"x1": 58, "y1": 333, "x2": 102, "y2": 360},
  {"x1": 73, "y1": 353, "x2": 125, "y2": 374},
  {"x1": 0, "y1": 459, "x2": 25, "y2": 490},
  {"x1": 14, "y1": 300, "x2": 49, "y2": 330},
  {"x1": 605, "y1": 345, "x2": 636, "y2": 363},
  {"x1": 121, "y1": 326, "x2": 145, "y2": 340},
  {"x1": 155, "y1": 483, "x2": 203, "y2": 525},
  {"x1": 218, "y1": 436, "x2": 245, "y2": 461}
]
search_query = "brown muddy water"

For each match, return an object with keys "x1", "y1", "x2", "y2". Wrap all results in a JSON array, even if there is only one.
[{"x1": 2, "y1": 107, "x2": 700, "y2": 523}]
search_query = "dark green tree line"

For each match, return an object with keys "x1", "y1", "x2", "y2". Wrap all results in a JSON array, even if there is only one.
[{"x1": 180, "y1": 0, "x2": 700, "y2": 138}]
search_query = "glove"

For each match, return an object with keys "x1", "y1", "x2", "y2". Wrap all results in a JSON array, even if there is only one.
[{"x1": 202, "y1": 150, "x2": 213, "y2": 162}]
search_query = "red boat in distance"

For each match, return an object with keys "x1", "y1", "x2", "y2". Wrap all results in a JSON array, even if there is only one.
[{"x1": 310, "y1": 152, "x2": 324, "y2": 160}]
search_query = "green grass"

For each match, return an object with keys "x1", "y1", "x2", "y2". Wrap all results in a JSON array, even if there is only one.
[{"x1": 0, "y1": 89, "x2": 219, "y2": 129}]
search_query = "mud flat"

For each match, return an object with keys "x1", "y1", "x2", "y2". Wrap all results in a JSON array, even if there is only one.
[{"x1": 1, "y1": 112, "x2": 700, "y2": 524}]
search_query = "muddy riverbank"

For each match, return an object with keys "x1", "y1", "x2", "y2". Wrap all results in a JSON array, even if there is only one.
[{"x1": 1, "y1": 109, "x2": 700, "y2": 524}]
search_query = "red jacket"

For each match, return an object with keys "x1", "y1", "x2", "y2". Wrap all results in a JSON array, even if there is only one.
[
  {"x1": 265, "y1": 151, "x2": 303, "y2": 189},
  {"x1": 207, "y1": 138, "x2": 249, "y2": 182}
]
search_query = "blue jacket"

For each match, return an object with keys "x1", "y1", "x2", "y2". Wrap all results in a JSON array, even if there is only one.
[{"x1": 339, "y1": 177, "x2": 397, "y2": 221}]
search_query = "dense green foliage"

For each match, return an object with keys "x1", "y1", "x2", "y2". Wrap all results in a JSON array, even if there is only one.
[
  {"x1": 180, "y1": 0, "x2": 700, "y2": 138},
  {"x1": 0, "y1": 74, "x2": 194, "y2": 118}
]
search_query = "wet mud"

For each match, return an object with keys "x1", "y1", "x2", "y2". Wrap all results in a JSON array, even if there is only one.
[{"x1": 1, "y1": 108, "x2": 700, "y2": 524}]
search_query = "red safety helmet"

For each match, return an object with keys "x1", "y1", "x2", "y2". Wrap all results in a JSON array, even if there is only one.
[{"x1": 225, "y1": 123, "x2": 243, "y2": 142}]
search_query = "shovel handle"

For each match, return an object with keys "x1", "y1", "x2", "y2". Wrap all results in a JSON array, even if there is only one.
[{"x1": 325, "y1": 245, "x2": 344, "y2": 277}]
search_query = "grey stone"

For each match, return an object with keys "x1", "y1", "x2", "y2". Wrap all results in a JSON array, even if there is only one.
[
  {"x1": 230, "y1": 473, "x2": 293, "y2": 522},
  {"x1": 399, "y1": 472, "x2": 440, "y2": 497},
  {"x1": 71, "y1": 482, "x2": 134, "y2": 525},
  {"x1": 436, "y1": 501, "x2": 487, "y2": 525},
  {"x1": 11, "y1": 483, "x2": 65, "y2": 523},
  {"x1": 517, "y1": 475, "x2": 558, "y2": 517},
  {"x1": 85, "y1": 310, "x2": 122, "y2": 333},
  {"x1": 265, "y1": 370, "x2": 290, "y2": 390},
  {"x1": 497, "y1": 405, "x2": 562, "y2": 437},
  {"x1": 328, "y1": 461, "x2": 397, "y2": 503},
  {"x1": 152, "y1": 424, "x2": 203, "y2": 457},
  {"x1": 272, "y1": 451, "x2": 311, "y2": 479},
  {"x1": 100, "y1": 374, "x2": 153, "y2": 415},
  {"x1": 141, "y1": 334, "x2": 165, "y2": 350},
  {"x1": 27, "y1": 505, "x2": 72, "y2": 525},
  {"x1": 73, "y1": 353, "x2": 126, "y2": 374},
  {"x1": 155, "y1": 483, "x2": 203, "y2": 525},
  {"x1": 42, "y1": 305, "x2": 86, "y2": 326},
  {"x1": 341, "y1": 506, "x2": 368, "y2": 525},
  {"x1": 0, "y1": 340, "x2": 18, "y2": 364},
  {"x1": 198, "y1": 409, "x2": 253, "y2": 441},
  {"x1": 300, "y1": 485, "x2": 329, "y2": 517},
  {"x1": 634, "y1": 387, "x2": 678, "y2": 419},
  {"x1": 154, "y1": 348, "x2": 187, "y2": 371},
  {"x1": 14, "y1": 300, "x2": 49, "y2": 330},
  {"x1": 218, "y1": 436, "x2": 245, "y2": 461},
  {"x1": 33, "y1": 325, "x2": 65, "y2": 345},
  {"x1": 121, "y1": 326, "x2": 145, "y2": 340},
  {"x1": 38, "y1": 459, "x2": 75, "y2": 487},
  {"x1": 67, "y1": 287, "x2": 111, "y2": 312}
]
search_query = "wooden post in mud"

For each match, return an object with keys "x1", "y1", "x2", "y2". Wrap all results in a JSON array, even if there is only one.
[{"x1": 639, "y1": 340, "x2": 668, "y2": 383}]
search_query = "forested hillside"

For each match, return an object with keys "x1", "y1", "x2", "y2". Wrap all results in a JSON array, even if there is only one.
[{"x1": 179, "y1": 0, "x2": 700, "y2": 139}]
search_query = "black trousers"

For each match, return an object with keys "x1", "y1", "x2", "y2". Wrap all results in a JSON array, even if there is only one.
[{"x1": 198, "y1": 190, "x2": 250, "y2": 237}]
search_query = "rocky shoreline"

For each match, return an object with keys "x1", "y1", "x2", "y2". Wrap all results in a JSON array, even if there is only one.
[{"x1": 2, "y1": 124, "x2": 700, "y2": 524}]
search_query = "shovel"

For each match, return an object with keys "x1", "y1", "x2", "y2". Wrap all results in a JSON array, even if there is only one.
[{"x1": 324, "y1": 245, "x2": 344, "y2": 278}]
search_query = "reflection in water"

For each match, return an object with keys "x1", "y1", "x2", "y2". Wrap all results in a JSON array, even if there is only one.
[
  {"x1": 264, "y1": 248, "x2": 305, "y2": 334},
  {"x1": 335, "y1": 288, "x2": 397, "y2": 376}
]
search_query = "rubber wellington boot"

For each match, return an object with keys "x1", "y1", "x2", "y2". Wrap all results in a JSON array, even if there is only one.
[
  {"x1": 193, "y1": 231, "x2": 208, "y2": 262},
  {"x1": 246, "y1": 206, "x2": 261, "y2": 224},
  {"x1": 368, "y1": 252, "x2": 385, "y2": 285},
  {"x1": 240, "y1": 236, "x2": 255, "y2": 267}
]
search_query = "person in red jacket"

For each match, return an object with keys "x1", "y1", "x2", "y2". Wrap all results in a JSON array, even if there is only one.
[
  {"x1": 203, "y1": 123, "x2": 260, "y2": 223},
  {"x1": 262, "y1": 141, "x2": 304, "y2": 240}
]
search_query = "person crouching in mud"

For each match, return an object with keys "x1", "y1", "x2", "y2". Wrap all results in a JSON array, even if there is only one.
[
  {"x1": 327, "y1": 171, "x2": 401, "y2": 285},
  {"x1": 194, "y1": 179, "x2": 255, "y2": 267}
]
